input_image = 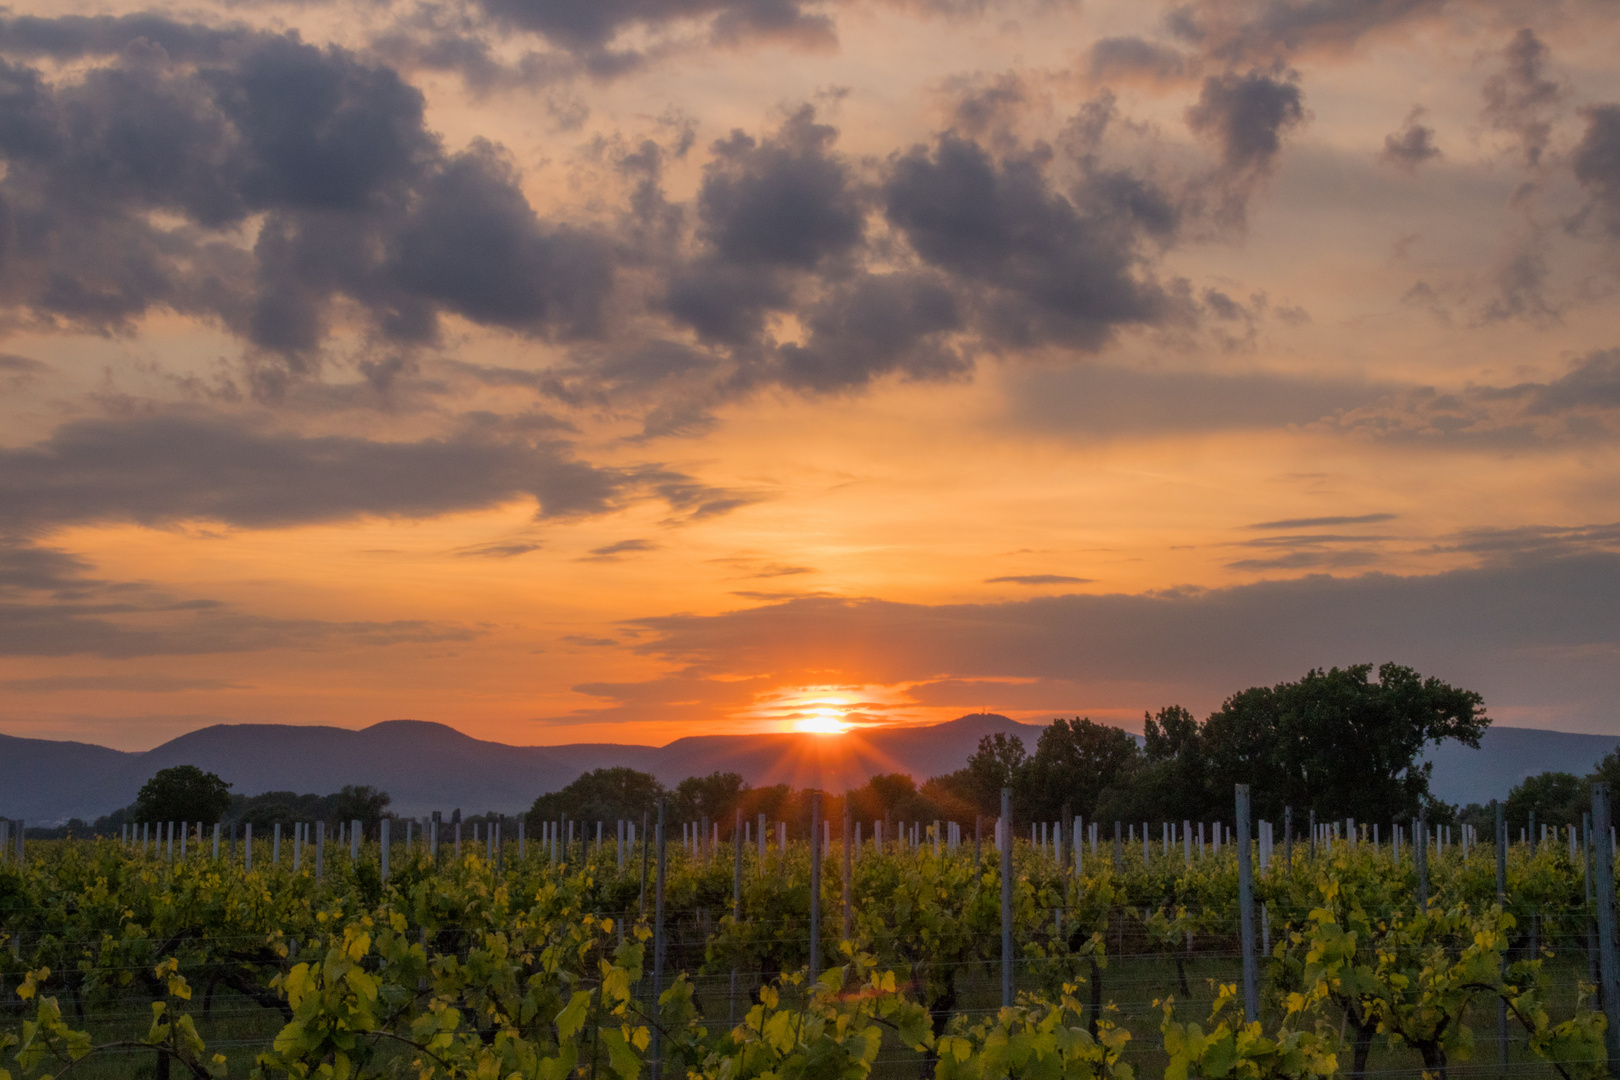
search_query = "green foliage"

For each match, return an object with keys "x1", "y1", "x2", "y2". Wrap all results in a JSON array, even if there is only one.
[
  {"x1": 133, "y1": 764, "x2": 234, "y2": 824},
  {"x1": 1024, "y1": 718, "x2": 1140, "y2": 823},
  {"x1": 1505, "y1": 770, "x2": 1586, "y2": 831},
  {"x1": 936, "y1": 986, "x2": 1134, "y2": 1080},
  {"x1": 1159, "y1": 984, "x2": 1339, "y2": 1080},
  {"x1": 526, "y1": 766, "x2": 666, "y2": 827},
  {"x1": 1199, "y1": 662, "x2": 1487, "y2": 823}
]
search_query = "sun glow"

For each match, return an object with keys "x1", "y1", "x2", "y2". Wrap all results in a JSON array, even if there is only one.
[{"x1": 794, "y1": 705, "x2": 851, "y2": 734}]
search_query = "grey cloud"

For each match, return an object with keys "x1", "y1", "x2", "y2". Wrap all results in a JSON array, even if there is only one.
[
  {"x1": 1381, "y1": 106, "x2": 1440, "y2": 171},
  {"x1": 0, "y1": 536, "x2": 478, "y2": 658},
  {"x1": 1185, "y1": 69, "x2": 1306, "y2": 193},
  {"x1": 456, "y1": 541, "x2": 544, "y2": 558},
  {"x1": 1087, "y1": 37, "x2": 1190, "y2": 82},
  {"x1": 1246, "y1": 513, "x2": 1396, "y2": 529},
  {"x1": 472, "y1": 0, "x2": 836, "y2": 68},
  {"x1": 589, "y1": 539, "x2": 659, "y2": 556},
  {"x1": 1004, "y1": 362, "x2": 1390, "y2": 438},
  {"x1": 774, "y1": 272, "x2": 965, "y2": 392},
  {"x1": 1327, "y1": 348, "x2": 1620, "y2": 443},
  {"x1": 697, "y1": 106, "x2": 863, "y2": 270},
  {"x1": 985, "y1": 574, "x2": 1092, "y2": 585},
  {"x1": 389, "y1": 140, "x2": 614, "y2": 337},
  {"x1": 609, "y1": 546, "x2": 1620, "y2": 724},
  {"x1": 0, "y1": 674, "x2": 248, "y2": 692},
  {"x1": 0, "y1": 411, "x2": 751, "y2": 531},
  {"x1": 1481, "y1": 28, "x2": 1561, "y2": 168},
  {"x1": 1573, "y1": 104, "x2": 1620, "y2": 238},
  {"x1": 0, "y1": 26, "x2": 614, "y2": 379},
  {"x1": 0, "y1": 13, "x2": 250, "y2": 62},
  {"x1": 882, "y1": 132, "x2": 1174, "y2": 350},
  {"x1": 1165, "y1": 0, "x2": 1451, "y2": 67}
]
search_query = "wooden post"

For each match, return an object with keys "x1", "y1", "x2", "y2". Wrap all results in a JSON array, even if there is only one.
[
  {"x1": 1001, "y1": 787, "x2": 1013, "y2": 1008},
  {"x1": 316, "y1": 821, "x2": 324, "y2": 878},
  {"x1": 273, "y1": 823, "x2": 280, "y2": 865},
  {"x1": 650, "y1": 799, "x2": 667, "y2": 1080},
  {"x1": 1593, "y1": 783, "x2": 1620, "y2": 1072},
  {"x1": 1495, "y1": 799, "x2": 1508, "y2": 1069},
  {"x1": 843, "y1": 803, "x2": 853, "y2": 942},
  {"x1": 731, "y1": 809, "x2": 743, "y2": 1024},
  {"x1": 381, "y1": 818, "x2": 390, "y2": 881},
  {"x1": 244, "y1": 823, "x2": 252, "y2": 871},
  {"x1": 1236, "y1": 785, "x2": 1257, "y2": 1024},
  {"x1": 1416, "y1": 807, "x2": 1429, "y2": 912},
  {"x1": 1284, "y1": 807, "x2": 1292, "y2": 871},
  {"x1": 810, "y1": 793, "x2": 822, "y2": 983},
  {"x1": 639, "y1": 809, "x2": 650, "y2": 916},
  {"x1": 1588, "y1": 812, "x2": 1600, "y2": 990},
  {"x1": 1113, "y1": 821, "x2": 1122, "y2": 871}
]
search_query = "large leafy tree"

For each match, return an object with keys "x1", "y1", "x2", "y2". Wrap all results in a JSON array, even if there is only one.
[
  {"x1": 1504, "y1": 771, "x2": 1585, "y2": 832},
  {"x1": 671, "y1": 771, "x2": 749, "y2": 825},
  {"x1": 1201, "y1": 662, "x2": 1487, "y2": 823},
  {"x1": 526, "y1": 767, "x2": 665, "y2": 831},
  {"x1": 1022, "y1": 717, "x2": 1140, "y2": 823},
  {"x1": 937, "y1": 732, "x2": 1030, "y2": 819},
  {"x1": 331, "y1": 785, "x2": 392, "y2": 829},
  {"x1": 132, "y1": 765, "x2": 233, "y2": 824}
]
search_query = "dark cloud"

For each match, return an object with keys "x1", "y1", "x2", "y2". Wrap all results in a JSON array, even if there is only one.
[
  {"x1": 1327, "y1": 348, "x2": 1620, "y2": 443},
  {"x1": 1481, "y1": 28, "x2": 1561, "y2": 168},
  {"x1": 579, "y1": 539, "x2": 659, "y2": 561},
  {"x1": 0, "y1": 411, "x2": 752, "y2": 531},
  {"x1": 1087, "y1": 37, "x2": 1191, "y2": 82},
  {"x1": 0, "y1": 536, "x2": 477, "y2": 658},
  {"x1": 1380, "y1": 106, "x2": 1441, "y2": 171},
  {"x1": 883, "y1": 131, "x2": 1174, "y2": 350},
  {"x1": 471, "y1": 0, "x2": 836, "y2": 58},
  {"x1": 774, "y1": 272, "x2": 966, "y2": 392},
  {"x1": 600, "y1": 546, "x2": 1620, "y2": 725},
  {"x1": 985, "y1": 574, "x2": 1092, "y2": 585},
  {"x1": 1003, "y1": 362, "x2": 1390, "y2": 438},
  {"x1": 0, "y1": 674, "x2": 248, "y2": 692},
  {"x1": 388, "y1": 140, "x2": 614, "y2": 337},
  {"x1": 1164, "y1": 0, "x2": 1451, "y2": 67},
  {"x1": 456, "y1": 541, "x2": 544, "y2": 558},
  {"x1": 1246, "y1": 513, "x2": 1396, "y2": 529},
  {"x1": 0, "y1": 26, "x2": 614, "y2": 382},
  {"x1": 0, "y1": 12, "x2": 250, "y2": 63},
  {"x1": 696, "y1": 106, "x2": 863, "y2": 269},
  {"x1": 1185, "y1": 69, "x2": 1306, "y2": 221},
  {"x1": 1572, "y1": 104, "x2": 1620, "y2": 238}
]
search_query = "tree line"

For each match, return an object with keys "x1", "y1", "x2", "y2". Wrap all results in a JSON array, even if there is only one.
[{"x1": 50, "y1": 661, "x2": 1537, "y2": 839}]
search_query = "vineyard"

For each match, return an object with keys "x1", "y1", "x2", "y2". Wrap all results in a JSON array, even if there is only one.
[{"x1": 1, "y1": 791, "x2": 1616, "y2": 1080}]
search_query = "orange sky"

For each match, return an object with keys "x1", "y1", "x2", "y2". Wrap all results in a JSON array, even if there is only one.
[{"x1": 1, "y1": 0, "x2": 1619, "y2": 751}]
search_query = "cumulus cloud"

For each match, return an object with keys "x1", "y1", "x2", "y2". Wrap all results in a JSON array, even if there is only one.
[
  {"x1": 0, "y1": 27, "x2": 615, "y2": 391},
  {"x1": 882, "y1": 131, "x2": 1176, "y2": 350}
]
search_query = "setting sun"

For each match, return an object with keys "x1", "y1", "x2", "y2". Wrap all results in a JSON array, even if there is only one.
[{"x1": 794, "y1": 706, "x2": 851, "y2": 735}]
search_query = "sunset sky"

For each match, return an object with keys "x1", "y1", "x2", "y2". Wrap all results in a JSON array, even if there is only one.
[{"x1": 2, "y1": 0, "x2": 1619, "y2": 752}]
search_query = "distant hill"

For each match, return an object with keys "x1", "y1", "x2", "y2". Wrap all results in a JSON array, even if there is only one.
[
  {"x1": 0, "y1": 713, "x2": 1040, "y2": 822},
  {"x1": 1424, "y1": 727, "x2": 1620, "y2": 806},
  {"x1": 1, "y1": 715, "x2": 1614, "y2": 823}
]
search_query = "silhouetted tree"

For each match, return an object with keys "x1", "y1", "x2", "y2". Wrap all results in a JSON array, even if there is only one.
[{"x1": 132, "y1": 765, "x2": 233, "y2": 824}]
